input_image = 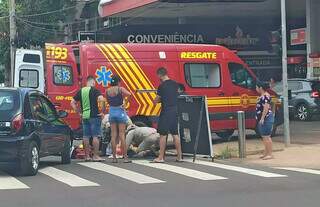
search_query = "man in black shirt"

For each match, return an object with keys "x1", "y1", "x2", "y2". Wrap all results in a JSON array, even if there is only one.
[
  {"x1": 153, "y1": 67, "x2": 182, "y2": 163},
  {"x1": 71, "y1": 76, "x2": 105, "y2": 162}
]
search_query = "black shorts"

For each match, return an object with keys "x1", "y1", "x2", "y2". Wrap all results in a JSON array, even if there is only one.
[{"x1": 157, "y1": 107, "x2": 178, "y2": 136}]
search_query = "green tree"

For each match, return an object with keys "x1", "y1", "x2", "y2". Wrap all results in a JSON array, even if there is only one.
[{"x1": 0, "y1": 0, "x2": 77, "y2": 83}]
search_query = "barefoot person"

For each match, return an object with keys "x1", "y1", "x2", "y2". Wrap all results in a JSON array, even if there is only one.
[
  {"x1": 256, "y1": 81, "x2": 274, "y2": 160},
  {"x1": 71, "y1": 76, "x2": 105, "y2": 162},
  {"x1": 153, "y1": 67, "x2": 183, "y2": 163},
  {"x1": 106, "y1": 76, "x2": 132, "y2": 163}
]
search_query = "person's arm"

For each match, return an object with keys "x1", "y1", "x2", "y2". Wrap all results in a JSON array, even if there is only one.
[
  {"x1": 153, "y1": 95, "x2": 161, "y2": 104},
  {"x1": 154, "y1": 86, "x2": 161, "y2": 104},
  {"x1": 71, "y1": 91, "x2": 81, "y2": 115},
  {"x1": 126, "y1": 131, "x2": 135, "y2": 147},
  {"x1": 260, "y1": 96, "x2": 271, "y2": 124},
  {"x1": 121, "y1": 87, "x2": 131, "y2": 97},
  {"x1": 98, "y1": 95, "x2": 106, "y2": 114},
  {"x1": 71, "y1": 98, "x2": 81, "y2": 115}
]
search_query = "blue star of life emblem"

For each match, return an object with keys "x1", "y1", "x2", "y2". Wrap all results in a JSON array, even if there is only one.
[{"x1": 96, "y1": 66, "x2": 113, "y2": 87}]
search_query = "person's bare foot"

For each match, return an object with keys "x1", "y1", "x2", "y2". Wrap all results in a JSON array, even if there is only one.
[
  {"x1": 92, "y1": 156, "x2": 105, "y2": 162},
  {"x1": 262, "y1": 155, "x2": 273, "y2": 160},
  {"x1": 152, "y1": 158, "x2": 165, "y2": 163},
  {"x1": 259, "y1": 154, "x2": 267, "y2": 159}
]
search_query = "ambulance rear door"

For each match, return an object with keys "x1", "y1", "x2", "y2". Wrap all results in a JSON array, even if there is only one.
[{"x1": 14, "y1": 49, "x2": 44, "y2": 92}]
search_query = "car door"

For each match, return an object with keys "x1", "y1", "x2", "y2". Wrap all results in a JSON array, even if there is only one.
[
  {"x1": 227, "y1": 62, "x2": 257, "y2": 129},
  {"x1": 29, "y1": 94, "x2": 50, "y2": 155},
  {"x1": 38, "y1": 96, "x2": 67, "y2": 154}
]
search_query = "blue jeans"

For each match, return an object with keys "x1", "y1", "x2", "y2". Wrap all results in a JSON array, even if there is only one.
[{"x1": 82, "y1": 117, "x2": 102, "y2": 138}]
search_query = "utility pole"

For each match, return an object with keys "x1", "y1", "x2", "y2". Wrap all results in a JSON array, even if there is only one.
[
  {"x1": 9, "y1": 0, "x2": 16, "y2": 87},
  {"x1": 281, "y1": 0, "x2": 291, "y2": 146}
]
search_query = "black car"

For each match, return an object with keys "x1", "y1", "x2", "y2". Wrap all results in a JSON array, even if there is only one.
[
  {"x1": 274, "y1": 79, "x2": 320, "y2": 121},
  {"x1": 0, "y1": 88, "x2": 72, "y2": 176}
]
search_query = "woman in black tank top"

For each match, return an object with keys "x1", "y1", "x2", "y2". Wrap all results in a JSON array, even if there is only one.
[{"x1": 106, "y1": 76, "x2": 131, "y2": 163}]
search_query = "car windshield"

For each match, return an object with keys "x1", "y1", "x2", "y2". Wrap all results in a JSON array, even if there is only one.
[{"x1": 0, "y1": 90, "x2": 21, "y2": 121}]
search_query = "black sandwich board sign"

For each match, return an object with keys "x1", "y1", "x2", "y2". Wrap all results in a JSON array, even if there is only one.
[{"x1": 177, "y1": 96, "x2": 213, "y2": 161}]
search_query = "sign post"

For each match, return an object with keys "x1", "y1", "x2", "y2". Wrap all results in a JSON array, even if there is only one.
[{"x1": 281, "y1": 0, "x2": 291, "y2": 146}]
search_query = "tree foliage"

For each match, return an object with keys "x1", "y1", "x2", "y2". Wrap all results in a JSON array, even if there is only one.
[{"x1": 0, "y1": 0, "x2": 77, "y2": 83}]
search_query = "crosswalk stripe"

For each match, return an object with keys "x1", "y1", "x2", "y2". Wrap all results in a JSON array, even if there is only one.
[
  {"x1": 133, "y1": 160, "x2": 227, "y2": 180},
  {"x1": 39, "y1": 167, "x2": 99, "y2": 187},
  {"x1": 0, "y1": 172, "x2": 29, "y2": 190},
  {"x1": 79, "y1": 162, "x2": 165, "y2": 184},
  {"x1": 274, "y1": 167, "x2": 320, "y2": 175},
  {"x1": 186, "y1": 159, "x2": 287, "y2": 178}
]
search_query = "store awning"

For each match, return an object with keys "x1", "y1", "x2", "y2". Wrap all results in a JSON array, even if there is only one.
[{"x1": 98, "y1": 0, "x2": 158, "y2": 17}]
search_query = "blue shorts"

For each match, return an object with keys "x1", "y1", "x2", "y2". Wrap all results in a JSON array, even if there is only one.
[
  {"x1": 82, "y1": 117, "x2": 102, "y2": 138},
  {"x1": 258, "y1": 115, "x2": 274, "y2": 137},
  {"x1": 109, "y1": 107, "x2": 128, "y2": 124}
]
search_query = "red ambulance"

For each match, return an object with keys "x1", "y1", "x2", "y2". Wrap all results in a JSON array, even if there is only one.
[{"x1": 14, "y1": 43, "x2": 282, "y2": 139}]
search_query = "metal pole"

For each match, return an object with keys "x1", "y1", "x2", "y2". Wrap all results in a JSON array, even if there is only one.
[
  {"x1": 9, "y1": 0, "x2": 16, "y2": 87},
  {"x1": 237, "y1": 111, "x2": 246, "y2": 158},
  {"x1": 281, "y1": 0, "x2": 291, "y2": 146}
]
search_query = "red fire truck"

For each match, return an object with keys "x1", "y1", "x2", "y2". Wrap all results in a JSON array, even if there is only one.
[{"x1": 14, "y1": 43, "x2": 282, "y2": 139}]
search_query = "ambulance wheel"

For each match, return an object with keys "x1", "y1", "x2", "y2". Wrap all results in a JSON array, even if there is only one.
[{"x1": 216, "y1": 130, "x2": 234, "y2": 141}]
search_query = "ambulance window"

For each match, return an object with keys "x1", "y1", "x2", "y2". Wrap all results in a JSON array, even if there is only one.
[
  {"x1": 184, "y1": 63, "x2": 221, "y2": 88},
  {"x1": 228, "y1": 63, "x2": 255, "y2": 89},
  {"x1": 53, "y1": 65, "x2": 73, "y2": 86},
  {"x1": 19, "y1": 69, "x2": 39, "y2": 88},
  {"x1": 23, "y1": 54, "x2": 40, "y2": 63}
]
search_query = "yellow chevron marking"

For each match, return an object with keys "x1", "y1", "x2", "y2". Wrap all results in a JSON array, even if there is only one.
[
  {"x1": 107, "y1": 44, "x2": 154, "y2": 115},
  {"x1": 116, "y1": 44, "x2": 161, "y2": 116},
  {"x1": 97, "y1": 44, "x2": 142, "y2": 114}
]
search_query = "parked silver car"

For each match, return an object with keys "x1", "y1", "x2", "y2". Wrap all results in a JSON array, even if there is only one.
[{"x1": 274, "y1": 79, "x2": 320, "y2": 121}]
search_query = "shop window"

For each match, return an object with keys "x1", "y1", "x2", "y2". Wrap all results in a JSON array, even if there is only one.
[
  {"x1": 184, "y1": 63, "x2": 221, "y2": 88},
  {"x1": 19, "y1": 69, "x2": 39, "y2": 88},
  {"x1": 229, "y1": 63, "x2": 255, "y2": 89},
  {"x1": 53, "y1": 65, "x2": 73, "y2": 86}
]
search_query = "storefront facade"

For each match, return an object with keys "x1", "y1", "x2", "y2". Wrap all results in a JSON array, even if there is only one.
[{"x1": 94, "y1": 0, "x2": 318, "y2": 81}]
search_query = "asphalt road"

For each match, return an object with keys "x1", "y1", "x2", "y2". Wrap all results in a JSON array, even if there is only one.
[{"x1": 1, "y1": 157, "x2": 320, "y2": 207}]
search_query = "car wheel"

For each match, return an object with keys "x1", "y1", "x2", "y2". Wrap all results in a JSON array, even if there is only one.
[
  {"x1": 216, "y1": 130, "x2": 234, "y2": 141},
  {"x1": 296, "y1": 104, "x2": 311, "y2": 121},
  {"x1": 61, "y1": 138, "x2": 71, "y2": 164},
  {"x1": 18, "y1": 141, "x2": 39, "y2": 176}
]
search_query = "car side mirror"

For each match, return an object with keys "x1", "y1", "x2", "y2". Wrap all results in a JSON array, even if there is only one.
[{"x1": 58, "y1": 110, "x2": 68, "y2": 118}]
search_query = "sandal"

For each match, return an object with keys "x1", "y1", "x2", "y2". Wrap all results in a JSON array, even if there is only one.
[
  {"x1": 175, "y1": 159, "x2": 184, "y2": 163},
  {"x1": 123, "y1": 158, "x2": 132, "y2": 163},
  {"x1": 92, "y1": 156, "x2": 105, "y2": 162},
  {"x1": 259, "y1": 154, "x2": 267, "y2": 159},
  {"x1": 112, "y1": 158, "x2": 118, "y2": 163},
  {"x1": 262, "y1": 155, "x2": 273, "y2": 160},
  {"x1": 151, "y1": 159, "x2": 165, "y2": 163}
]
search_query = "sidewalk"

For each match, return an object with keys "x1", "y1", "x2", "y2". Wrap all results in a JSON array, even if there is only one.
[{"x1": 213, "y1": 138, "x2": 320, "y2": 169}]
